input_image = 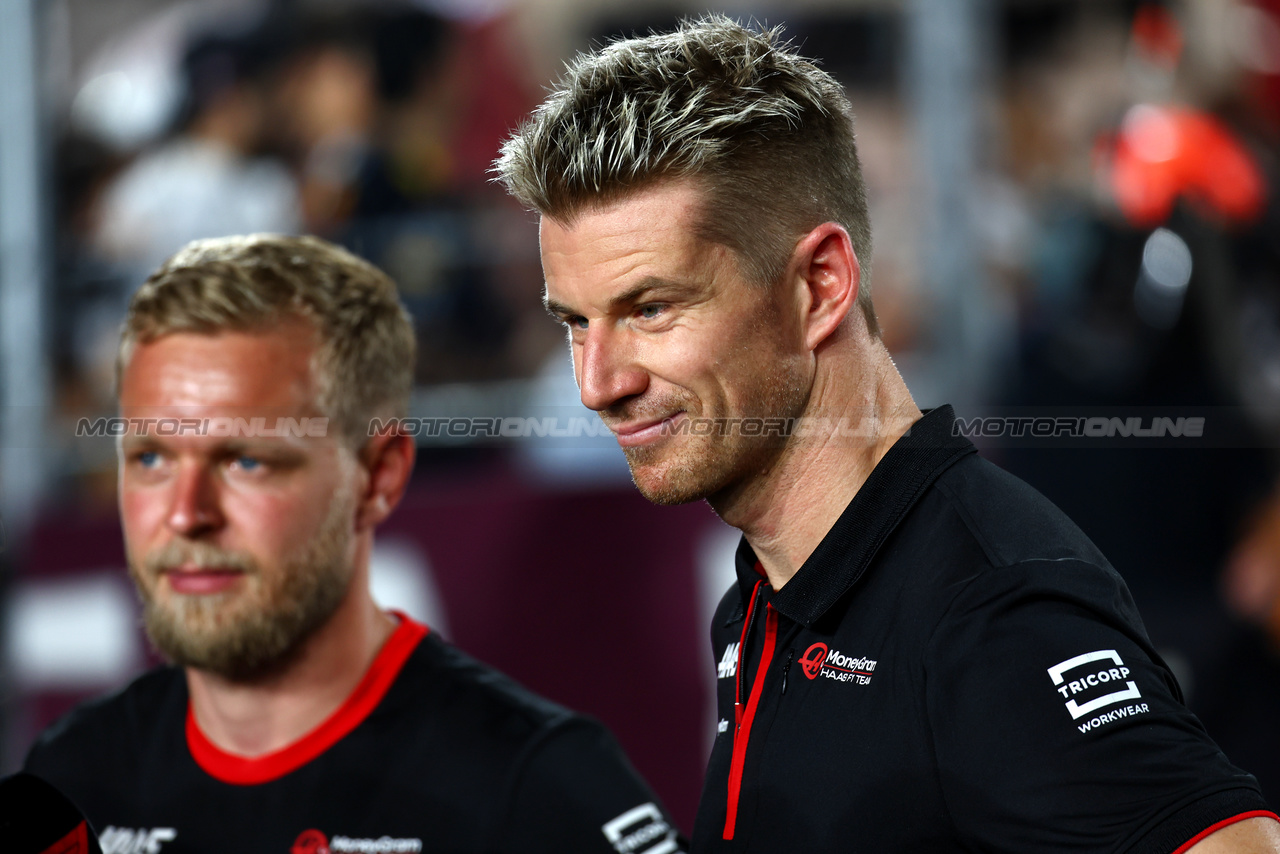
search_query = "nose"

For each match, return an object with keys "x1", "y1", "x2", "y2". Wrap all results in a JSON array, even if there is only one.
[
  {"x1": 577, "y1": 327, "x2": 648, "y2": 412},
  {"x1": 166, "y1": 462, "x2": 224, "y2": 538}
]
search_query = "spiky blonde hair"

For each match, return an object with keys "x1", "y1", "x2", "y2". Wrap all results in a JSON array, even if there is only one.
[{"x1": 495, "y1": 15, "x2": 877, "y2": 335}]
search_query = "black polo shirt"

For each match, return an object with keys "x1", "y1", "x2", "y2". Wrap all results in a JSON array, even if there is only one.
[
  {"x1": 25, "y1": 616, "x2": 687, "y2": 854},
  {"x1": 693, "y1": 406, "x2": 1275, "y2": 853}
]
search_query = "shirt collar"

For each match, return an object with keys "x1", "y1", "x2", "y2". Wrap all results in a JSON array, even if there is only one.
[{"x1": 732, "y1": 405, "x2": 976, "y2": 627}]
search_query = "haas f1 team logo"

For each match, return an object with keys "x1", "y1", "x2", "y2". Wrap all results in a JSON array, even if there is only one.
[
  {"x1": 799, "y1": 642, "x2": 876, "y2": 685},
  {"x1": 293, "y1": 830, "x2": 330, "y2": 854},
  {"x1": 799, "y1": 643, "x2": 829, "y2": 679}
]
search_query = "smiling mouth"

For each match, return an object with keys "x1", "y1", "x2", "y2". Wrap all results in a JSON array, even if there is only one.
[{"x1": 611, "y1": 412, "x2": 686, "y2": 447}]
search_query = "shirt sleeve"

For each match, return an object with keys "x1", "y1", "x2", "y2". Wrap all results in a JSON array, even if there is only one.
[
  {"x1": 22, "y1": 712, "x2": 109, "y2": 819},
  {"x1": 925, "y1": 557, "x2": 1273, "y2": 854},
  {"x1": 497, "y1": 718, "x2": 688, "y2": 854}
]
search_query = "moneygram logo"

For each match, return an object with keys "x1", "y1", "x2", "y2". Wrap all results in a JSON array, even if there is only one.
[
  {"x1": 291, "y1": 830, "x2": 422, "y2": 854},
  {"x1": 799, "y1": 643, "x2": 876, "y2": 685}
]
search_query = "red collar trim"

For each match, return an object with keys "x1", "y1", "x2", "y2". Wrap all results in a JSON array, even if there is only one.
[{"x1": 186, "y1": 612, "x2": 429, "y2": 785}]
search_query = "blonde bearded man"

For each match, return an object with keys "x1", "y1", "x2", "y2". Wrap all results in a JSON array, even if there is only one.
[{"x1": 24, "y1": 235, "x2": 685, "y2": 854}]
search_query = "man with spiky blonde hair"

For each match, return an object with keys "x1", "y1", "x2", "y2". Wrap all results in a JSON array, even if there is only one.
[
  {"x1": 25, "y1": 234, "x2": 685, "y2": 853},
  {"x1": 497, "y1": 15, "x2": 1279, "y2": 853},
  {"x1": 498, "y1": 16, "x2": 877, "y2": 339}
]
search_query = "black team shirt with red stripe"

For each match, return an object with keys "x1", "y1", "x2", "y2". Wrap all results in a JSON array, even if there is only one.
[
  {"x1": 694, "y1": 406, "x2": 1276, "y2": 853},
  {"x1": 24, "y1": 615, "x2": 686, "y2": 854}
]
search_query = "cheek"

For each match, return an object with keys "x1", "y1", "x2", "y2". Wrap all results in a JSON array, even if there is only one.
[
  {"x1": 711, "y1": 335, "x2": 803, "y2": 413},
  {"x1": 119, "y1": 486, "x2": 169, "y2": 546},
  {"x1": 635, "y1": 330, "x2": 721, "y2": 391},
  {"x1": 223, "y1": 487, "x2": 337, "y2": 561}
]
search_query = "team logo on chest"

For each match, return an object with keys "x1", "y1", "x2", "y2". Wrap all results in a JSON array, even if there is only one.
[
  {"x1": 290, "y1": 830, "x2": 423, "y2": 853},
  {"x1": 799, "y1": 642, "x2": 877, "y2": 685},
  {"x1": 716, "y1": 642, "x2": 740, "y2": 679},
  {"x1": 292, "y1": 830, "x2": 331, "y2": 854},
  {"x1": 100, "y1": 826, "x2": 176, "y2": 854}
]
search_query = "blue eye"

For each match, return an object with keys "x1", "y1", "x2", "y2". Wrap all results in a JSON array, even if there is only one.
[
  {"x1": 638, "y1": 304, "x2": 664, "y2": 319},
  {"x1": 234, "y1": 456, "x2": 261, "y2": 471},
  {"x1": 138, "y1": 451, "x2": 160, "y2": 468},
  {"x1": 569, "y1": 316, "x2": 588, "y2": 329}
]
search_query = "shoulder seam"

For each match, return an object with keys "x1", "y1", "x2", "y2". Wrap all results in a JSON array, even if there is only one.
[
  {"x1": 932, "y1": 475, "x2": 1008, "y2": 568},
  {"x1": 935, "y1": 475, "x2": 1106, "y2": 573},
  {"x1": 425, "y1": 638, "x2": 576, "y2": 730}
]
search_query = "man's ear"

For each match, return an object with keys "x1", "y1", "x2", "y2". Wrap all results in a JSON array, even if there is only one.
[
  {"x1": 790, "y1": 222, "x2": 861, "y2": 352},
  {"x1": 355, "y1": 431, "x2": 415, "y2": 531}
]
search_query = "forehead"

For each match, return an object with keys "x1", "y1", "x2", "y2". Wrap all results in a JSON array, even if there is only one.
[
  {"x1": 540, "y1": 181, "x2": 729, "y2": 302},
  {"x1": 119, "y1": 321, "x2": 320, "y2": 415}
]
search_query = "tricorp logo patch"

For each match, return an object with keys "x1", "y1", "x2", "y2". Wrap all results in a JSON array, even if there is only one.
[
  {"x1": 601, "y1": 802, "x2": 683, "y2": 854},
  {"x1": 1047, "y1": 649, "x2": 1149, "y2": 732}
]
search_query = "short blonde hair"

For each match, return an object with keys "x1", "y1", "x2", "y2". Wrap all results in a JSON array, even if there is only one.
[
  {"x1": 118, "y1": 234, "x2": 415, "y2": 444},
  {"x1": 495, "y1": 15, "x2": 878, "y2": 336}
]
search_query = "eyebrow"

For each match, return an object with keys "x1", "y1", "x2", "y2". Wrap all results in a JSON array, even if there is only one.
[
  {"x1": 118, "y1": 431, "x2": 313, "y2": 453},
  {"x1": 543, "y1": 276, "x2": 698, "y2": 319}
]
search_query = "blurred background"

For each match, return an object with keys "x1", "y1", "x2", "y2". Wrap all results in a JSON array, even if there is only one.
[{"x1": 1, "y1": 0, "x2": 1280, "y2": 832}]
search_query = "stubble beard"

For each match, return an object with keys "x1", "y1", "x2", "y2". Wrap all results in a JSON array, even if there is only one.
[
  {"x1": 621, "y1": 364, "x2": 811, "y2": 506},
  {"x1": 128, "y1": 486, "x2": 357, "y2": 682}
]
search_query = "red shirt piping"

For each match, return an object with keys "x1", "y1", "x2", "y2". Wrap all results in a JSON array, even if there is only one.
[
  {"x1": 1172, "y1": 810, "x2": 1280, "y2": 854},
  {"x1": 186, "y1": 612, "x2": 429, "y2": 785}
]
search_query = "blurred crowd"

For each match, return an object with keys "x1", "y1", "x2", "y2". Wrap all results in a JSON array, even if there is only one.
[
  {"x1": 30, "y1": 0, "x2": 1280, "y2": 801},
  {"x1": 55, "y1": 0, "x2": 552, "y2": 426}
]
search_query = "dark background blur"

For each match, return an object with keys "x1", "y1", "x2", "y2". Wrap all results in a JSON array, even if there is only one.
[{"x1": 2, "y1": 0, "x2": 1280, "y2": 834}]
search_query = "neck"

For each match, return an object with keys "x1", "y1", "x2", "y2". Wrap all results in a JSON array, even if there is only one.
[
  {"x1": 185, "y1": 587, "x2": 396, "y2": 757},
  {"x1": 712, "y1": 337, "x2": 921, "y2": 591}
]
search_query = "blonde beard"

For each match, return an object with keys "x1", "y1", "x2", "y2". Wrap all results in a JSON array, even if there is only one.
[{"x1": 128, "y1": 485, "x2": 357, "y2": 681}]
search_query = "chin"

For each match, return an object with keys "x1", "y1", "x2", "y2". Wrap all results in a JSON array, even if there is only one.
[
  {"x1": 627, "y1": 459, "x2": 719, "y2": 506},
  {"x1": 634, "y1": 481, "x2": 704, "y2": 506},
  {"x1": 626, "y1": 427, "x2": 787, "y2": 509}
]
